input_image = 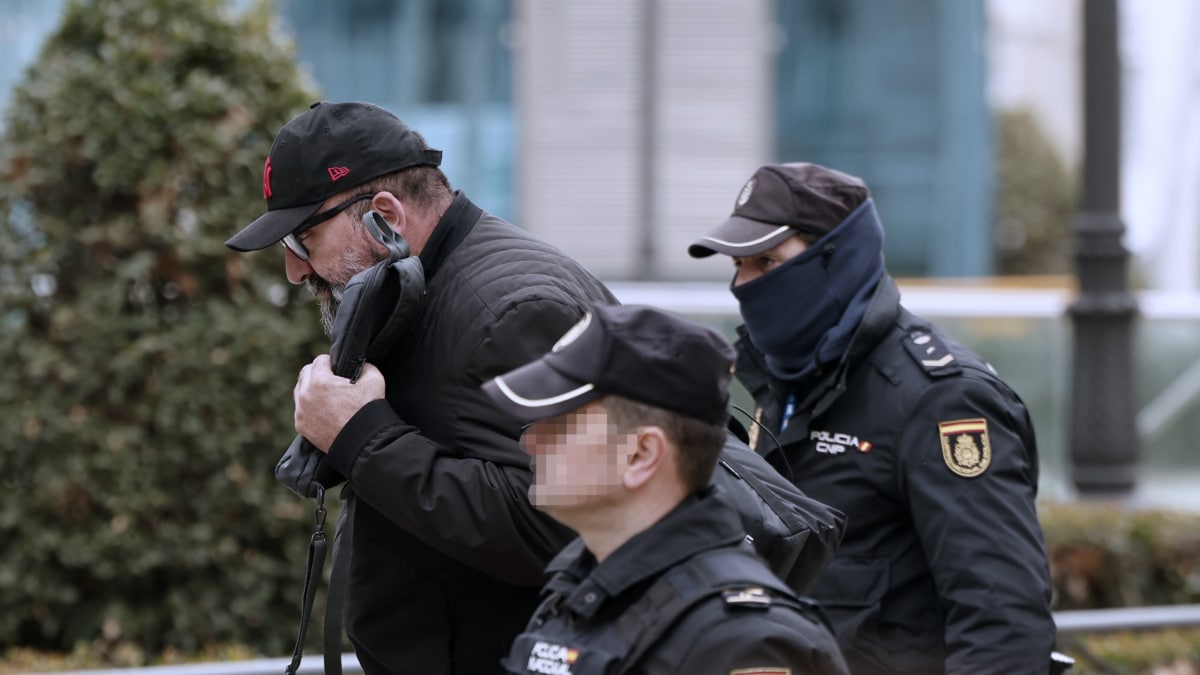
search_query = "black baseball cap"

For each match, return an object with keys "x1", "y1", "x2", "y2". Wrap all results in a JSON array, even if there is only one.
[
  {"x1": 688, "y1": 162, "x2": 870, "y2": 258},
  {"x1": 226, "y1": 101, "x2": 443, "y2": 252},
  {"x1": 482, "y1": 304, "x2": 735, "y2": 425}
]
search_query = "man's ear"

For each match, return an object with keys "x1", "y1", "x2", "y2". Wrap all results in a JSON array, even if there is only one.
[
  {"x1": 368, "y1": 191, "x2": 407, "y2": 235},
  {"x1": 622, "y1": 426, "x2": 669, "y2": 491}
]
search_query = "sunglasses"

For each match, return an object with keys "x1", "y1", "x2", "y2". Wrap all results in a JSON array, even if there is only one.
[{"x1": 281, "y1": 193, "x2": 375, "y2": 261}]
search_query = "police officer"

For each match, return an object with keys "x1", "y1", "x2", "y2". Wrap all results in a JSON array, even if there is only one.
[
  {"x1": 688, "y1": 163, "x2": 1058, "y2": 674},
  {"x1": 482, "y1": 303, "x2": 849, "y2": 675}
]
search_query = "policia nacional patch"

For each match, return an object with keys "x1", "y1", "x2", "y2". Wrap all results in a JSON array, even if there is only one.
[{"x1": 938, "y1": 418, "x2": 992, "y2": 478}]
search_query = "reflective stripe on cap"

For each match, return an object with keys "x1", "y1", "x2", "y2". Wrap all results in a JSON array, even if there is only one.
[
  {"x1": 493, "y1": 377, "x2": 596, "y2": 408},
  {"x1": 698, "y1": 225, "x2": 792, "y2": 251}
]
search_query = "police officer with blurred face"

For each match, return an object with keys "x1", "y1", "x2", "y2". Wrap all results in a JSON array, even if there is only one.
[
  {"x1": 688, "y1": 163, "x2": 1058, "y2": 674},
  {"x1": 483, "y1": 303, "x2": 849, "y2": 675}
]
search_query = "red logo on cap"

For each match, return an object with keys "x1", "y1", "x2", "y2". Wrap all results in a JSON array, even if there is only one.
[
  {"x1": 262, "y1": 157, "x2": 272, "y2": 199},
  {"x1": 328, "y1": 166, "x2": 350, "y2": 181}
]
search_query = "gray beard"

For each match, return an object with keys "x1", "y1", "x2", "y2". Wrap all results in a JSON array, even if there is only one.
[
  {"x1": 306, "y1": 246, "x2": 386, "y2": 339},
  {"x1": 305, "y1": 276, "x2": 342, "y2": 339}
]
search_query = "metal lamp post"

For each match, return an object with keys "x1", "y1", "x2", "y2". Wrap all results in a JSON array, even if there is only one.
[{"x1": 1068, "y1": 0, "x2": 1141, "y2": 495}]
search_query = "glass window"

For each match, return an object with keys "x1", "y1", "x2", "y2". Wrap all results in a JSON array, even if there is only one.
[
  {"x1": 774, "y1": 0, "x2": 991, "y2": 278},
  {"x1": 275, "y1": 0, "x2": 515, "y2": 220}
]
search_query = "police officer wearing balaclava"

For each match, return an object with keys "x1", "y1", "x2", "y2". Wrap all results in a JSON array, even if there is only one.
[{"x1": 689, "y1": 163, "x2": 1058, "y2": 674}]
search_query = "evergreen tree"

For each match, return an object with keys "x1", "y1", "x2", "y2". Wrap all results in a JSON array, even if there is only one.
[{"x1": 0, "y1": 0, "x2": 326, "y2": 660}]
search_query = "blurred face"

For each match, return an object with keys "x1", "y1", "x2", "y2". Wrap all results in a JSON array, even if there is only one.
[
  {"x1": 731, "y1": 234, "x2": 809, "y2": 286},
  {"x1": 520, "y1": 401, "x2": 636, "y2": 515}
]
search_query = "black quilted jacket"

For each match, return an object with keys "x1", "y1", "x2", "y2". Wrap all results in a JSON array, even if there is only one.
[{"x1": 325, "y1": 192, "x2": 617, "y2": 675}]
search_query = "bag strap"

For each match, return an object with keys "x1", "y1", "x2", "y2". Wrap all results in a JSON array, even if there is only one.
[
  {"x1": 280, "y1": 488, "x2": 355, "y2": 675},
  {"x1": 323, "y1": 493, "x2": 355, "y2": 675},
  {"x1": 614, "y1": 546, "x2": 799, "y2": 670},
  {"x1": 282, "y1": 222, "x2": 422, "y2": 673},
  {"x1": 284, "y1": 486, "x2": 328, "y2": 675}
]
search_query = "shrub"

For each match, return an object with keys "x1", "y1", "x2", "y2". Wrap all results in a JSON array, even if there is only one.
[
  {"x1": 993, "y1": 108, "x2": 1077, "y2": 276},
  {"x1": 0, "y1": 0, "x2": 326, "y2": 661},
  {"x1": 1063, "y1": 629, "x2": 1200, "y2": 674},
  {"x1": 1043, "y1": 501, "x2": 1200, "y2": 610},
  {"x1": 1044, "y1": 500, "x2": 1200, "y2": 673}
]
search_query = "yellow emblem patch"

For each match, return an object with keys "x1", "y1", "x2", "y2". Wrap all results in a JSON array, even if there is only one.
[{"x1": 938, "y1": 418, "x2": 992, "y2": 478}]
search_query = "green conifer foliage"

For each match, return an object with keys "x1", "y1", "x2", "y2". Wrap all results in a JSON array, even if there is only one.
[{"x1": 0, "y1": 0, "x2": 327, "y2": 659}]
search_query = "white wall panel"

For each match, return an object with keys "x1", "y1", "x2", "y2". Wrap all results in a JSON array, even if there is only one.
[{"x1": 514, "y1": 0, "x2": 772, "y2": 280}]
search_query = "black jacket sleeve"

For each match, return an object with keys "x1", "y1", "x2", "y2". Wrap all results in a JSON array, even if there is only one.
[{"x1": 897, "y1": 371, "x2": 1056, "y2": 674}]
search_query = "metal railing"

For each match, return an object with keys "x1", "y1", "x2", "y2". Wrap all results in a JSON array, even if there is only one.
[
  {"x1": 34, "y1": 654, "x2": 364, "y2": 675},
  {"x1": 32, "y1": 604, "x2": 1200, "y2": 675},
  {"x1": 1054, "y1": 603, "x2": 1200, "y2": 634}
]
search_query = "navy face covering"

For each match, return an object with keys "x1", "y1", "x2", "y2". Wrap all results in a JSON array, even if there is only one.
[{"x1": 731, "y1": 199, "x2": 886, "y2": 382}]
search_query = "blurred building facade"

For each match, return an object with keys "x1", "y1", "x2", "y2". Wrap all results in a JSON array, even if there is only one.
[
  {"x1": 2, "y1": 0, "x2": 1198, "y2": 286},
  {"x1": 988, "y1": 0, "x2": 1200, "y2": 292},
  {"x1": 516, "y1": 0, "x2": 994, "y2": 281},
  {"x1": 7, "y1": 0, "x2": 1200, "y2": 497}
]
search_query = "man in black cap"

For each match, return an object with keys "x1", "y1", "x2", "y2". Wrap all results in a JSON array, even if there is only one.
[
  {"x1": 688, "y1": 163, "x2": 1058, "y2": 674},
  {"x1": 227, "y1": 101, "x2": 615, "y2": 674},
  {"x1": 483, "y1": 303, "x2": 848, "y2": 675}
]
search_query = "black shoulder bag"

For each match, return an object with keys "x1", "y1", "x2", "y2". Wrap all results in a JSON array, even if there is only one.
[{"x1": 279, "y1": 212, "x2": 425, "y2": 675}]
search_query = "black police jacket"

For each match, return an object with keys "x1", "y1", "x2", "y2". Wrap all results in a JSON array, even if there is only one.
[
  {"x1": 503, "y1": 488, "x2": 850, "y2": 675},
  {"x1": 323, "y1": 193, "x2": 617, "y2": 674},
  {"x1": 735, "y1": 275, "x2": 1056, "y2": 675}
]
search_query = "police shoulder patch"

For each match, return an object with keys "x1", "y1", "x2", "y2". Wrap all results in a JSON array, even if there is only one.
[
  {"x1": 904, "y1": 330, "x2": 960, "y2": 377},
  {"x1": 938, "y1": 418, "x2": 992, "y2": 478}
]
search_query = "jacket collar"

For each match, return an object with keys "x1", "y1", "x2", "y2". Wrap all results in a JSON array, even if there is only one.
[
  {"x1": 542, "y1": 489, "x2": 745, "y2": 621},
  {"x1": 417, "y1": 191, "x2": 483, "y2": 281}
]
